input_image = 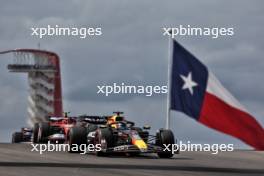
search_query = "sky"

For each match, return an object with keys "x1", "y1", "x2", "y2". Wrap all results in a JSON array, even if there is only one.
[{"x1": 0, "y1": 0, "x2": 263, "y2": 148}]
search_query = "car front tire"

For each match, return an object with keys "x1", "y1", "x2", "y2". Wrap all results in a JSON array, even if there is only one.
[{"x1": 157, "y1": 129, "x2": 175, "y2": 158}]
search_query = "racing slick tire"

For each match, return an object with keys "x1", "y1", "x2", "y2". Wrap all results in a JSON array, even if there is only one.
[
  {"x1": 12, "y1": 132, "x2": 23, "y2": 143},
  {"x1": 156, "y1": 129, "x2": 175, "y2": 158},
  {"x1": 95, "y1": 128, "x2": 114, "y2": 156},
  {"x1": 38, "y1": 122, "x2": 50, "y2": 143},
  {"x1": 33, "y1": 123, "x2": 39, "y2": 143},
  {"x1": 68, "y1": 127, "x2": 87, "y2": 153}
]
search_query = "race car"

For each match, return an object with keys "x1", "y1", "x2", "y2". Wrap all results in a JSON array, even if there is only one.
[
  {"x1": 68, "y1": 112, "x2": 132, "y2": 149},
  {"x1": 12, "y1": 127, "x2": 33, "y2": 143},
  {"x1": 68, "y1": 112, "x2": 177, "y2": 158},
  {"x1": 33, "y1": 112, "x2": 77, "y2": 143}
]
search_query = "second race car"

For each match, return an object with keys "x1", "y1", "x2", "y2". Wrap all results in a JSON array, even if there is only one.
[{"x1": 32, "y1": 112, "x2": 77, "y2": 143}]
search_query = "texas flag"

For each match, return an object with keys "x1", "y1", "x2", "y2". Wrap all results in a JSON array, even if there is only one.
[{"x1": 170, "y1": 39, "x2": 264, "y2": 150}]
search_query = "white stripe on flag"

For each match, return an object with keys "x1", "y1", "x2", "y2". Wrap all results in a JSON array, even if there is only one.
[{"x1": 206, "y1": 72, "x2": 247, "y2": 113}]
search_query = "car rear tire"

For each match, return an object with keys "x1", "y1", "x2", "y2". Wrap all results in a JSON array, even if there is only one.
[
  {"x1": 33, "y1": 123, "x2": 39, "y2": 143},
  {"x1": 68, "y1": 127, "x2": 87, "y2": 153},
  {"x1": 12, "y1": 132, "x2": 23, "y2": 143},
  {"x1": 38, "y1": 122, "x2": 50, "y2": 143},
  {"x1": 157, "y1": 129, "x2": 175, "y2": 158}
]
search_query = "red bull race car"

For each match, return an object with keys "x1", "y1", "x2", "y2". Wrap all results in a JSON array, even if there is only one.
[{"x1": 68, "y1": 112, "x2": 178, "y2": 158}]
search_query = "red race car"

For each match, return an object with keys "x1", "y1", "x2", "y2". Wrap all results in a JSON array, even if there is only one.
[{"x1": 33, "y1": 112, "x2": 77, "y2": 143}]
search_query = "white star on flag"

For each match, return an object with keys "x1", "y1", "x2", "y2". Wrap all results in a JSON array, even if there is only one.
[{"x1": 180, "y1": 72, "x2": 198, "y2": 95}]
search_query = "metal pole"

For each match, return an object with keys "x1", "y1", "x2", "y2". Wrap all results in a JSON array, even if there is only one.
[{"x1": 165, "y1": 37, "x2": 172, "y2": 129}]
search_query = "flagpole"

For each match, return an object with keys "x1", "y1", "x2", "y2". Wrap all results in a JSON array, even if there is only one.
[{"x1": 166, "y1": 36, "x2": 172, "y2": 129}]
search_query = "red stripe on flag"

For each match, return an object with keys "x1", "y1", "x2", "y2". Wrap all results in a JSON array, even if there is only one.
[{"x1": 199, "y1": 92, "x2": 264, "y2": 150}]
